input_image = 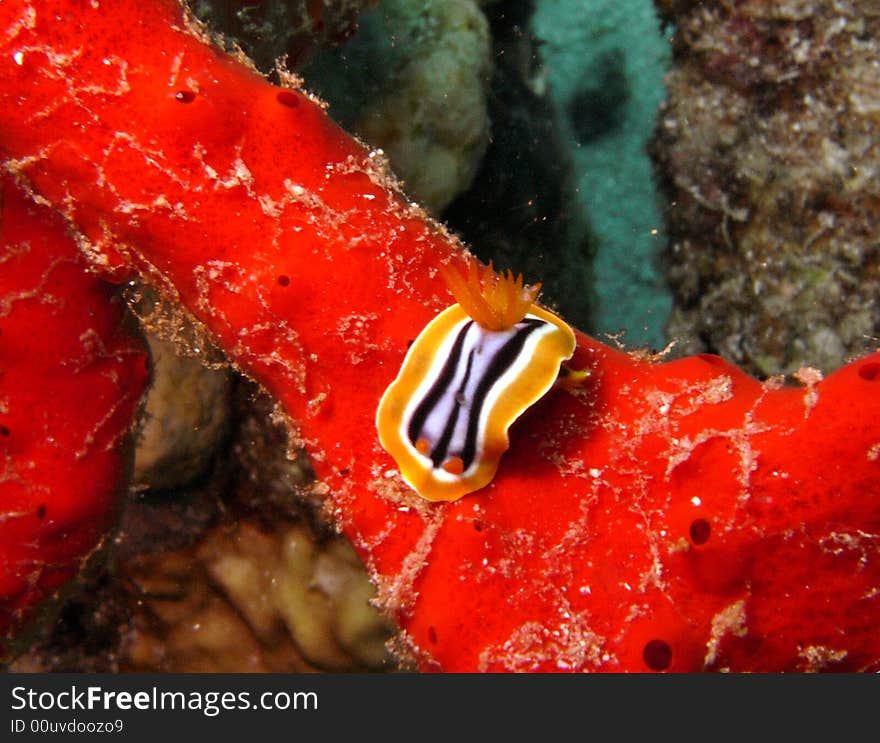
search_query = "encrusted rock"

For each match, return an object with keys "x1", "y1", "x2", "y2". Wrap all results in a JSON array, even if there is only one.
[
  {"x1": 350, "y1": 0, "x2": 492, "y2": 213},
  {"x1": 652, "y1": 0, "x2": 880, "y2": 376},
  {"x1": 199, "y1": 520, "x2": 393, "y2": 671},
  {"x1": 133, "y1": 334, "x2": 232, "y2": 491},
  {"x1": 123, "y1": 517, "x2": 393, "y2": 672}
]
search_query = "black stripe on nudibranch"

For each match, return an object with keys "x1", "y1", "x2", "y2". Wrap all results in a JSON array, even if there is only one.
[
  {"x1": 431, "y1": 347, "x2": 476, "y2": 468},
  {"x1": 407, "y1": 320, "x2": 474, "y2": 450},
  {"x1": 407, "y1": 318, "x2": 546, "y2": 471},
  {"x1": 460, "y1": 318, "x2": 544, "y2": 468}
]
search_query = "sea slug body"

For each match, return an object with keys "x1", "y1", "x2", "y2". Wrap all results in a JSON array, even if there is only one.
[{"x1": 376, "y1": 259, "x2": 576, "y2": 501}]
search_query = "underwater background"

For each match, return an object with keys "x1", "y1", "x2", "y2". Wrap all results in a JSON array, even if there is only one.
[{"x1": 7, "y1": 0, "x2": 880, "y2": 672}]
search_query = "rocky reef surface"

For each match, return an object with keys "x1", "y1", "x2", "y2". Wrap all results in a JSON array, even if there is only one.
[{"x1": 653, "y1": 0, "x2": 880, "y2": 376}]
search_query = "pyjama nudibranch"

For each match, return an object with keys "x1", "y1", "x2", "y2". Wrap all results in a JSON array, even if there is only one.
[{"x1": 376, "y1": 257, "x2": 578, "y2": 502}]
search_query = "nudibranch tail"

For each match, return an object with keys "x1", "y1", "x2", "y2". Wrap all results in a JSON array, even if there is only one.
[
  {"x1": 438, "y1": 258, "x2": 541, "y2": 331},
  {"x1": 377, "y1": 257, "x2": 577, "y2": 503}
]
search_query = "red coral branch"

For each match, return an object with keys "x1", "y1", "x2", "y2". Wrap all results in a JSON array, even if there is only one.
[
  {"x1": 0, "y1": 0, "x2": 878, "y2": 670},
  {"x1": 0, "y1": 176, "x2": 149, "y2": 644}
]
